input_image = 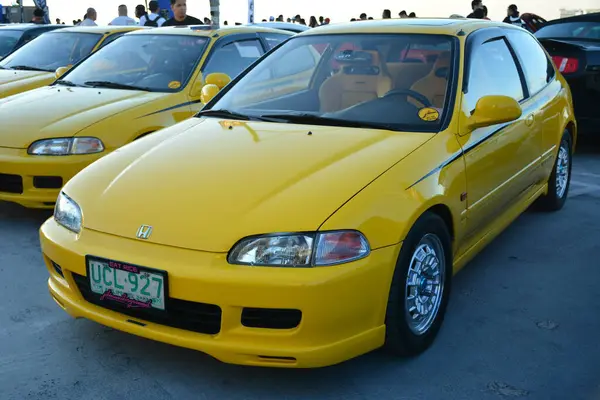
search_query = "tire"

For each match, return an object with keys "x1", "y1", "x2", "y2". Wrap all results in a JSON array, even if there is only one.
[
  {"x1": 384, "y1": 212, "x2": 452, "y2": 357},
  {"x1": 536, "y1": 130, "x2": 572, "y2": 212}
]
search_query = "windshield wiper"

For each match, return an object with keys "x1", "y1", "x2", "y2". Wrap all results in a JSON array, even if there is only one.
[
  {"x1": 197, "y1": 109, "x2": 254, "y2": 121},
  {"x1": 259, "y1": 113, "x2": 395, "y2": 130},
  {"x1": 84, "y1": 81, "x2": 151, "y2": 91},
  {"x1": 8, "y1": 65, "x2": 51, "y2": 72},
  {"x1": 55, "y1": 79, "x2": 78, "y2": 87}
]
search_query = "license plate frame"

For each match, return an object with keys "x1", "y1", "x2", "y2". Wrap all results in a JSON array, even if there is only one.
[{"x1": 85, "y1": 255, "x2": 169, "y2": 312}]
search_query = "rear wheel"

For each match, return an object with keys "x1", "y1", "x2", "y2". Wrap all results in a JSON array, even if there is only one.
[
  {"x1": 537, "y1": 131, "x2": 572, "y2": 211},
  {"x1": 384, "y1": 212, "x2": 452, "y2": 356}
]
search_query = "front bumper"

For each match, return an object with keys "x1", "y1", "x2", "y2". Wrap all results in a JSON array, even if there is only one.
[
  {"x1": 40, "y1": 219, "x2": 402, "y2": 368},
  {"x1": 0, "y1": 147, "x2": 102, "y2": 208}
]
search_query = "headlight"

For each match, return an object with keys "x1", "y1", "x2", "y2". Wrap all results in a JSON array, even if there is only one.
[
  {"x1": 28, "y1": 137, "x2": 104, "y2": 155},
  {"x1": 228, "y1": 231, "x2": 370, "y2": 267},
  {"x1": 54, "y1": 192, "x2": 82, "y2": 233}
]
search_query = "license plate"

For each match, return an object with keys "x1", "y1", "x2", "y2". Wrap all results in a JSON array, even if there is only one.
[{"x1": 87, "y1": 256, "x2": 166, "y2": 311}]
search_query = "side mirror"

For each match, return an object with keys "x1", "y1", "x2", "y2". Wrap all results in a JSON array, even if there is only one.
[
  {"x1": 55, "y1": 66, "x2": 69, "y2": 79},
  {"x1": 201, "y1": 84, "x2": 220, "y2": 104},
  {"x1": 205, "y1": 72, "x2": 231, "y2": 89},
  {"x1": 466, "y1": 95, "x2": 522, "y2": 131}
]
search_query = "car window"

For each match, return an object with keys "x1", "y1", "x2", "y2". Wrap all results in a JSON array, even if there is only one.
[
  {"x1": 61, "y1": 34, "x2": 209, "y2": 92},
  {"x1": 464, "y1": 38, "x2": 524, "y2": 114},
  {"x1": 0, "y1": 30, "x2": 23, "y2": 57},
  {"x1": 210, "y1": 33, "x2": 456, "y2": 133},
  {"x1": 261, "y1": 33, "x2": 291, "y2": 51},
  {"x1": 0, "y1": 32, "x2": 102, "y2": 72},
  {"x1": 536, "y1": 22, "x2": 600, "y2": 40},
  {"x1": 202, "y1": 39, "x2": 264, "y2": 80},
  {"x1": 98, "y1": 32, "x2": 125, "y2": 49},
  {"x1": 507, "y1": 30, "x2": 554, "y2": 96}
]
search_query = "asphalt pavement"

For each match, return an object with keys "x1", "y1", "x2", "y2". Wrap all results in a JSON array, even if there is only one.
[{"x1": 1, "y1": 138, "x2": 599, "y2": 400}]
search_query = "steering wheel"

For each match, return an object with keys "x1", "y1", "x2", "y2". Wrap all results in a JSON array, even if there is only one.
[
  {"x1": 382, "y1": 89, "x2": 432, "y2": 107},
  {"x1": 136, "y1": 73, "x2": 174, "y2": 88}
]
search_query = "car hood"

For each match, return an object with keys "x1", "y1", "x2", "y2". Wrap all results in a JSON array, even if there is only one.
[
  {"x1": 0, "y1": 69, "x2": 50, "y2": 85},
  {"x1": 66, "y1": 117, "x2": 433, "y2": 253},
  {"x1": 0, "y1": 86, "x2": 168, "y2": 149}
]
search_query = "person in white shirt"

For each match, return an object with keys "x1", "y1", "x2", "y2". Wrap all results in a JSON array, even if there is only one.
[
  {"x1": 109, "y1": 5, "x2": 137, "y2": 26},
  {"x1": 79, "y1": 8, "x2": 97, "y2": 26},
  {"x1": 139, "y1": 1, "x2": 166, "y2": 27}
]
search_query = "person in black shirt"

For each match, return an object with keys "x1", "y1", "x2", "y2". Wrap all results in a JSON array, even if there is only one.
[{"x1": 163, "y1": 0, "x2": 202, "y2": 26}]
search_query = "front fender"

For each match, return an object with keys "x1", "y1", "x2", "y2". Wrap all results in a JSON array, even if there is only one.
[{"x1": 319, "y1": 131, "x2": 467, "y2": 252}]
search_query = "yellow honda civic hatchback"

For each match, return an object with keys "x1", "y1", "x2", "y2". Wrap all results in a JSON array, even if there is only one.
[
  {"x1": 40, "y1": 19, "x2": 576, "y2": 368},
  {"x1": 0, "y1": 25, "x2": 293, "y2": 208},
  {"x1": 0, "y1": 26, "x2": 145, "y2": 99}
]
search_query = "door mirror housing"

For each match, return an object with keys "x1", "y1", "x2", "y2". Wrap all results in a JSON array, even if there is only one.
[
  {"x1": 466, "y1": 95, "x2": 522, "y2": 131},
  {"x1": 55, "y1": 66, "x2": 69, "y2": 79},
  {"x1": 201, "y1": 84, "x2": 220, "y2": 104},
  {"x1": 205, "y1": 72, "x2": 231, "y2": 89}
]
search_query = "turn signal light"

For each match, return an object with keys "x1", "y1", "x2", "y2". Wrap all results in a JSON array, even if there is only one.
[{"x1": 551, "y1": 56, "x2": 579, "y2": 74}]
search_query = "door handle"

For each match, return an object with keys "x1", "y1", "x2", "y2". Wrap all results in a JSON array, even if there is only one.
[{"x1": 525, "y1": 114, "x2": 535, "y2": 126}]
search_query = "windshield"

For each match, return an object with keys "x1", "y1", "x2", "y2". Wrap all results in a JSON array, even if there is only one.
[
  {"x1": 61, "y1": 34, "x2": 209, "y2": 92},
  {"x1": 536, "y1": 22, "x2": 600, "y2": 40},
  {"x1": 0, "y1": 32, "x2": 102, "y2": 72},
  {"x1": 0, "y1": 30, "x2": 23, "y2": 58},
  {"x1": 206, "y1": 33, "x2": 456, "y2": 132}
]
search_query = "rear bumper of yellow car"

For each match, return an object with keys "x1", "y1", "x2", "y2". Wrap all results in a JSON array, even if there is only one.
[
  {"x1": 40, "y1": 218, "x2": 402, "y2": 368},
  {"x1": 0, "y1": 147, "x2": 101, "y2": 209}
]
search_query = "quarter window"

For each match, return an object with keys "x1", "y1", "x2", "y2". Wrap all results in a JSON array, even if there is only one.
[
  {"x1": 464, "y1": 38, "x2": 524, "y2": 114},
  {"x1": 507, "y1": 30, "x2": 554, "y2": 95}
]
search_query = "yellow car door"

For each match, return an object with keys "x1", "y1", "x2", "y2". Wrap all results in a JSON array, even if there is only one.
[{"x1": 457, "y1": 32, "x2": 542, "y2": 248}]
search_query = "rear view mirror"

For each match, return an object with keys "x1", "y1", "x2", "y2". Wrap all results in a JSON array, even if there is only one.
[
  {"x1": 465, "y1": 95, "x2": 522, "y2": 131},
  {"x1": 201, "y1": 84, "x2": 220, "y2": 104},
  {"x1": 55, "y1": 66, "x2": 69, "y2": 79},
  {"x1": 205, "y1": 72, "x2": 231, "y2": 89}
]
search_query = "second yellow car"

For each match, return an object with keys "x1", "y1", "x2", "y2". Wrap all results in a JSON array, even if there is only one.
[{"x1": 0, "y1": 25, "x2": 293, "y2": 209}]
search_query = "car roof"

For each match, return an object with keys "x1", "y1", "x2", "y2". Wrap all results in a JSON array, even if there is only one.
[
  {"x1": 55, "y1": 25, "x2": 148, "y2": 34},
  {"x1": 247, "y1": 22, "x2": 309, "y2": 32},
  {"x1": 0, "y1": 23, "x2": 66, "y2": 32},
  {"x1": 297, "y1": 18, "x2": 512, "y2": 37},
  {"x1": 126, "y1": 25, "x2": 295, "y2": 37},
  {"x1": 544, "y1": 12, "x2": 600, "y2": 26}
]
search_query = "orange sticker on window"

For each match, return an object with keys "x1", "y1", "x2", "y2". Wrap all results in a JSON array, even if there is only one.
[
  {"x1": 418, "y1": 107, "x2": 440, "y2": 122},
  {"x1": 168, "y1": 81, "x2": 181, "y2": 89}
]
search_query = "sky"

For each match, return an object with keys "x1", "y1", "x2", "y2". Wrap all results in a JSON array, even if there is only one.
[{"x1": 2, "y1": 0, "x2": 599, "y2": 25}]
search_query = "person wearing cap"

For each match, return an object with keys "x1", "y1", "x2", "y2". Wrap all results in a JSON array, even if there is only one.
[
  {"x1": 503, "y1": 4, "x2": 527, "y2": 29},
  {"x1": 140, "y1": 1, "x2": 166, "y2": 27}
]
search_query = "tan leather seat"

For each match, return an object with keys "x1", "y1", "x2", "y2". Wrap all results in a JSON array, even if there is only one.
[
  {"x1": 410, "y1": 52, "x2": 451, "y2": 108},
  {"x1": 387, "y1": 62, "x2": 433, "y2": 90},
  {"x1": 319, "y1": 50, "x2": 393, "y2": 113}
]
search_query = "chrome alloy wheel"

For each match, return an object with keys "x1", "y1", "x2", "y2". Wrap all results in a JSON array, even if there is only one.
[
  {"x1": 404, "y1": 234, "x2": 445, "y2": 335},
  {"x1": 556, "y1": 142, "x2": 570, "y2": 199}
]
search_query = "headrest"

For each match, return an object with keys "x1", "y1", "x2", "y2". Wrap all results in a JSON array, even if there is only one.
[{"x1": 434, "y1": 52, "x2": 451, "y2": 70}]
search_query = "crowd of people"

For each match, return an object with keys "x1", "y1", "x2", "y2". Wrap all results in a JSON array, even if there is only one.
[{"x1": 25, "y1": 0, "x2": 531, "y2": 32}]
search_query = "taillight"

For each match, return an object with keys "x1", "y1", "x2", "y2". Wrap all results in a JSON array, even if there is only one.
[{"x1": 551, "y1": 56, "x2": 579, "y2": 74}]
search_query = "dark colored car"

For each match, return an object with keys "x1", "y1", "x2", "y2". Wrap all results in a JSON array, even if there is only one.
[
  {"x1": 521, "y1": 13, "x2": 547, "y2": 33},
  {"x1": 0, "y1": 24, "x2": 67, "y2": 59},
  {"x1": 536, "y1": 13, "x2": 600, "y2": 133}
]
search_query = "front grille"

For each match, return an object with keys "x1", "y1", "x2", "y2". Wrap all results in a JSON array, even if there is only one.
[
  {"x1": 242, "y1": 307, "x2": 302, "y2": 329},
  {"x1": 33, "y1": 176, "x2": 63, "y2": 189},
  {"x1": 72, "y1": 273, "x2": 222, "y2": 335},
  {"x1": 0, "y1": 173, "x2": 23, "y2": 194}
]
